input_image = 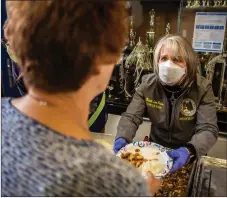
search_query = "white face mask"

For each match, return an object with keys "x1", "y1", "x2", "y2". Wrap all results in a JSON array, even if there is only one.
[{"x1": 158, "y1": 60, "x2": 186, "y2": 86}]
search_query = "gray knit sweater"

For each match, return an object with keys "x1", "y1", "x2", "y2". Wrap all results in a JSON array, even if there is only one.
[{"x1": 1, "y1": 98, "x2": 150, "y2": 196}]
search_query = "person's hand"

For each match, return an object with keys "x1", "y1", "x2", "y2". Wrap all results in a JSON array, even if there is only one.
[
  {"x1": 147, "y1": 172, "x2": 162, "y2": 196},
  {"x1": 167, "y1": 147, "x2": 190, "y2": 173},
  {"x1": 113, "y1": 138, "x2": 128, "y2": 154}
]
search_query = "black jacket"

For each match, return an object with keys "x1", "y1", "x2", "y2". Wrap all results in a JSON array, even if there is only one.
[{"x1": 116, "y1": 73, "x2": 219, "y2": 157}]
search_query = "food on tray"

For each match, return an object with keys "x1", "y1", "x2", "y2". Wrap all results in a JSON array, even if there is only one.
[
  {"x1": 120, "y1": 149, "x2": 148, "y2": 168},
  {"x1": 155, "y1": 164, "x2": 193, "y2": 197},
  {"x1": 120, "y1": 149, "x2": 165, "y2": 173}
]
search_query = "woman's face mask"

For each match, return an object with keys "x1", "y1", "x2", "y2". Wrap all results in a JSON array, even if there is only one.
[
  {"x1": 158, "y1": 46, "x2": 186, "y2": 86},
  {"x1": 158, "y1": 60, "x2": 186, "y2": 86}
]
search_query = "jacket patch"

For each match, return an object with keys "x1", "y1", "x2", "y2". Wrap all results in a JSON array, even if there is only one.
[
  {"x1": 145, "y1": 98, "x2": 164, "y2": 110},
  {"x1": 180, "y1": 98, "x2": 196, "y2": 117}
]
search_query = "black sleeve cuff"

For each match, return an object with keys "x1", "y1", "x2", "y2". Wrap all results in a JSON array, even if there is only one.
[{"x1": 185, "y1": 143, "x2": 197, "y2": 163}]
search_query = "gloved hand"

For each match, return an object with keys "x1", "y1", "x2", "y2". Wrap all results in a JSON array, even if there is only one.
[
  {"x1": 113, "y1": 138, "x2": 128, "y2": 154},
  {"x1": 167, "y1": 147, "x2": 190, "y2": 173}
]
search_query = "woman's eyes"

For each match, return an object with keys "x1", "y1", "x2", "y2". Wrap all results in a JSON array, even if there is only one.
[
  {"x1": 173, "y1": 58, "x2": 183, "y2": 63},
  {"x1": 160, "y1": 56, "x2": 183, "y2": 63},
  {"x1": 161, "y1": 57, "x2": 168, "y2": 61}
]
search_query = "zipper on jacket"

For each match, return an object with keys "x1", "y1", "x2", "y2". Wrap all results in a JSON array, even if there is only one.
[
  {"x1": 169, "y1": 88, "x2": 190, "y2": 143},
  {"x1": 162, "y1": 90, "x2": 170, "y2": 142}
]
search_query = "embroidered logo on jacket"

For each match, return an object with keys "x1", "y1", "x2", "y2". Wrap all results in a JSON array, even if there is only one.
[
  {"x1": 145, "y1": 98, "x2": 164, "y2": 110},
  {"x1": 180, "y1": 98, "x2": 196, "y2": 117}
]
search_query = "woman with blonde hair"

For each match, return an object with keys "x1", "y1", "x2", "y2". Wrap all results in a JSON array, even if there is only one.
[
  {"x1": 2, "y1": 1, "x2": 161, "y2": 196},
  {"x1": 114, "y1": 34, "x2": 218, "y2": 172}
]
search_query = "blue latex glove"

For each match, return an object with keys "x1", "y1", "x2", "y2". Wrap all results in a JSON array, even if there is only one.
[
  {"x1": 167, "y1": 147, "x2": 190, "y2": 173},
  {"x1": 113, "y1": 138, "x2": 128, "y2": 154}
]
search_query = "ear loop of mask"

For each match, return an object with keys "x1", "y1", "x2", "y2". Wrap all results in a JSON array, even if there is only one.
[
  {"x1": 3, "y1": 38, "x2": 26, "y2": 95},
  {"x1": 6, "y1": 43, "x2": 18, "y2": 64},
  {"x1": 5, "y1": 43, "x2": 23, "y2": 79},
  {"x1": 10, "y1": 57, "x2": 26, "y2": 96}
]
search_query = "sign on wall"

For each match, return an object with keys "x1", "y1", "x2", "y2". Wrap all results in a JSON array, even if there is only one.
[{"x1": 192, "y1": 12, "x2": 227, "y2": 53}]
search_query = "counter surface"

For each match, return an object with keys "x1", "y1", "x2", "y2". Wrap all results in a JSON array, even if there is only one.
[
  {"x1": 91, "y1": 132, "x2": 115, "y2": 152},
  {"x1": 92, "y1": 132, "x2": 115, "y2": 144}
]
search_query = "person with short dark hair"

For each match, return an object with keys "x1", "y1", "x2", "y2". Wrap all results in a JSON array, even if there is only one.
[
  {"x1": 3, "y1": 19, "x2": 107, "y2": 133},
  {"x1": 2, "y1": 1, "x2": 161, "y2": 196},
  {"x1": 3, "y1": 34, "x2": 108, "y2": 132}
]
